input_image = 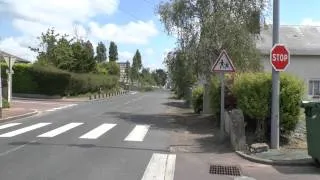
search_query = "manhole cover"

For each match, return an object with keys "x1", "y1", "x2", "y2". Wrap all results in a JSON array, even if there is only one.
[{"x1": 209, "y1": 164, "x2": 242, "y2": 176}]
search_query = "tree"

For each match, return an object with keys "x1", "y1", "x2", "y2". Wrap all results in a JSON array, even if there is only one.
[
  {"x1": 83, "y1": 40, "x2": 96, "y2": 72},
  {"x1": 152, "y1": 69, "x2": 167, "y2": 86},
  {"x1": 108, "y1": 41, "x2": 118, "y2": 62},
  {"x1": 30, "y1": 27, "x2": 60, "y2": 66},
  {"x1": 131, "y1": 49, "x2": 142, "y2": 82},
  {"x1": 106, "y1": 61, "x2": 120, "y2": 76},
  {"x1": 157, "y1": 0, "x2": 270, "y2": 138},
  {"x1": 96, "y1": 42, "x2": 107, "y2": 63}
]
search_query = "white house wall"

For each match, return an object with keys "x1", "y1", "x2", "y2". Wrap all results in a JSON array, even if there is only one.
[{"x1": 261, "y1": 54, "x2": 320, "y2": 99}]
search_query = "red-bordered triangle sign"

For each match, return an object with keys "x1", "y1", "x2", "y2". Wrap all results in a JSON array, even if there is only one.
[{"x1": 211, "y1": 50, "x2": 235, "y2": 72}]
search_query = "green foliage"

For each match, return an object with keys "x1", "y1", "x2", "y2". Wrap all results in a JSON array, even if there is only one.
[
  {"x1": 131, "y1": 49, "x2": 142, "y2": 81},
  {"x1": 230, "y1": 72, "x2": 304, "y2": 137},
  {"x1": 232, "y1": 73, "x2": 271, "y2": 121},
  {"x1": 96, "y1": 41, "x2": 107, "y2": 63},
  {"x1": 12, "y1": 64, "x2": 38, "y2": 94},
  {"x1": 2, "y1": 98, "x2": 10, "y2": 109},
  {"x1": 12, "y1": 64, "x2": 119, "y2": 96},
  {"x1": 30, "y1": 28, "x2": 96, "y2": 73},
  {"x1": 192, "y1": 86, "x2": 203, "y2": 114},
  {"x1": 165, "y1": 50, "x2": 195, "y2": 99},
  {"x1": 106, "y1": 61, "x2": 120, "y2": 76},
  {"x1": 279, "y1": 73, "x2": 305, "y2": 134},
  {"x1": 152, "y1": 69, "x2": 167, "y2": 86},
  {"x1": 108, "y1": 41, "x2": 118, "y2": 62},
  {"x1": 67, "y1": 73, "x2": 119, "y2": 96}
]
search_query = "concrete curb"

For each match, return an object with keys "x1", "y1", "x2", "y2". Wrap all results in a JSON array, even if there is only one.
[
  {"x1": 235, "y1": 151, "x2": 315, "y2": 166},
  {"x1": 0, "y1": 110, "x2": 39, "y2": 123},
  {"x1": 88, "y1": 91, "x2": 130, "y2": 101}
]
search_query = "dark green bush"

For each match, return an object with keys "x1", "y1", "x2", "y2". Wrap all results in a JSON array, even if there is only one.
[
  {"x1": 231, "y1": 72, "x2": 304, "y2": 138},
  {"x1": 11, "y1": 64, "x2": 119, "y2": 96},
  {"x1": 192, "y1": 86, "x2": 203, "y2": 114}
]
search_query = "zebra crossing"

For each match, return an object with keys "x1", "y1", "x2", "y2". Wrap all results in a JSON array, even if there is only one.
[{"x1": 0, "y1": 122, "x2": 151, "y2": 141}]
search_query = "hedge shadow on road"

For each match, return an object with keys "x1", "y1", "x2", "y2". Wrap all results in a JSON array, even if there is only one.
[{"x1": 107, "y1": 99, "x2": 233, "y2": 154}]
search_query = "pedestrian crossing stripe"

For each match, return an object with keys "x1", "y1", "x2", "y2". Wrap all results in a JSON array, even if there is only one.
[
  {"x1": 79, "y1": 123, "x2": 116, "y2": 139},
  {"x1": 211, "y1": 50, "x2": 235, "y2": 72},
  {"x1": 0, "y1": 123, "x2": 150, "y2": 141}
]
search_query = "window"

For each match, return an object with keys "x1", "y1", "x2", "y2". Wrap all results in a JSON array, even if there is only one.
[{"x1": 309, "y1": 80, "x2": 320, "y2": 96}]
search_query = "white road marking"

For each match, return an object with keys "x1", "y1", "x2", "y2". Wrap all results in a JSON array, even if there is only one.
[
  {"x1": 0, "y1": 123, "x2": 21, "y2": 130},
  {"x1": 45, "y1": 104, "x2": 77, "y2": 112},
  {"x1": 141, "y1": 153, "x2": 176, "y2": 180},
  {"x1": 124, "y1": 125, "x2": 150, "y2": 142},
  {"x1": 165, "y1": 154, "x2": 177, "y2": 179},
  {"x1": 37, "y1": 123, "x2": 83, "y2": 137},
  {"x1": 0, "y1": 123, "x2": 51, "y2": 137},
  {"x1": 79, "y1": 123, "x2": 116, "y2": 139}
]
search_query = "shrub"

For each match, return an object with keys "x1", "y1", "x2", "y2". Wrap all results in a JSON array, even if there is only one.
[
  {"x1": 231, "y1": 72, "x2": 304, "y2": 140},
  {"x1": 106, "y1": 61, "x2": 120, "y2": 76},
  {"x1": 192, "y1": 86, "x2": 203, "y2": 114},
  {"x1": 11, "y1": 64, "x2": 119, "y2": 96},
  {"x1": 279, "y1": 73, "x2": 305, "y2": 135},
  {"x1": 209, "y1": 75, "x2": 237, "y2": 119}
]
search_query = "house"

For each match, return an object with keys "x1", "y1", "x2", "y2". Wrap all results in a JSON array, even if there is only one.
[
  {"x1": 117, "y1": 61, "x2": 130, "y2": 83},
  {"x1": 0, "y1": 50, "x2": 31, "y2": 64},
  {"x1": 257, "y1": 25, "x2": 320, "y2": 100}
]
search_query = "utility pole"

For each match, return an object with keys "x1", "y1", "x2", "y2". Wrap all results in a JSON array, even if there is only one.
[
  {"x1": 0, "y1": 57, "x2": 3, "y2": 119},
  {"x1": 271, "y1": 0, "x2": 280, "y2": 149}
]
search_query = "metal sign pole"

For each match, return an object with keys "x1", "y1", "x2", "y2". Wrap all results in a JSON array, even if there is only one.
[
  {"x1": 0, "y1": 62, "x2": 3, "y2": 119},
  {"x1": 271, "y1": 0, "x2": 280, "y2": 149},
  {"x1": 220, "y1": 72, "x2": 225, "y2": 140}
]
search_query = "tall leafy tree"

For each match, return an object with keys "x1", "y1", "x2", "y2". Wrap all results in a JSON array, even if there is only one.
[
  {"x1": 131, "y1": 49, "x2": 142, "y2": 82},
  {"x1": 108, "y1": 41, "x2": 118, "y2": 62},
  {"x1": 95, "y1": 42, "x2": 107, "y2": 63},
  {"x1": 152, "y1": 69, "x2": 167, "y2": 86},
  {"x1": 83, "y1": 40, "x2": 96, "y2": 72}
]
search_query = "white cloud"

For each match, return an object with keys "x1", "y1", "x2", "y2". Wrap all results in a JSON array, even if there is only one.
[
  {"x1": 119, "y1": 51, "x2": 134, "y2": 62},
  {"x1": 89, "y1": 20, "x2": 158, "y2": 44},
  {"x1": 301, "y1": 18, "x2": 320, "y2": 26},
  {"x1": 0, "y1": 0, "x2": 160, "y2": 62},
  {"x1": 1, "y1": 0, "x2": 119, "y2": 25},
  {"x1": 0, "y1": 37, "x2": 37, "y2": 61},
  {"x1": 145, "y1": 48, "x2": 154, "y2": 55}
]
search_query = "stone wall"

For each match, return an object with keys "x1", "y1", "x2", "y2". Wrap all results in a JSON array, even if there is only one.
[{"x1": 224, "y1": 109, "x2": 246, "y2": 151}]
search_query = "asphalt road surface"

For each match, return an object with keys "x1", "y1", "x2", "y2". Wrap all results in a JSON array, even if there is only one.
[{"x1": 0, "y1": 90, "x2": 318, "y2": 180}]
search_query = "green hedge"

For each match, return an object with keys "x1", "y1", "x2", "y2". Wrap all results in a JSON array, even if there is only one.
[
  {"x1": 192, "y1": 86, "x2": 203, "y2": 114},
  {"x1": 11, "y1": 64, "x2": 119, "y2": 96},
  {"x1": 210, "y1": 72, "x2": 305, "y2": 139}
]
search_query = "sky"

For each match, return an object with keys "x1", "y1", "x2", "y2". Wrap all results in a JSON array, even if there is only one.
[{"x1": 0, "y1": 0, "x2": 320, "y2": 70}]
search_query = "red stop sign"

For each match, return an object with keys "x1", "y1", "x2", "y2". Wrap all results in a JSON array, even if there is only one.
[{"x1": 270, "y1": 44, "x2": 290, "y2": 71}]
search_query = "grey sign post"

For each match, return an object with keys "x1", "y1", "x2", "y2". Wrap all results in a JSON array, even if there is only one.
[
  {"x1": 211, "y1": 50, "x2": 235, "y2": 140},
  {"x1": 271, "y1": 0, "x2": 280, "y2": 149}
]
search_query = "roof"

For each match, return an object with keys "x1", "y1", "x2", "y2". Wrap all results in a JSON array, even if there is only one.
[
  {"x1": 0, "y1": 50, "x2": 31, "y2": 63},
  {"x1": 256, "y1": 25, "x2": 320, "y2": 56}
]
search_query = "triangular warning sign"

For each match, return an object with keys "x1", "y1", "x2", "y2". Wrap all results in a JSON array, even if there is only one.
[{"x1": 211, "y1": 50, "x2": 235, "y2": 72}]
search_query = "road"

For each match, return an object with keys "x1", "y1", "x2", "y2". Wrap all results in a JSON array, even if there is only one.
[{"x1": 0, "y1": 90, "x2": 318, "y2": 180}]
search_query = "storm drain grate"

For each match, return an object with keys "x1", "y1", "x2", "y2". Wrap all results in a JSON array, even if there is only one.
[{"x1": 209, "y1": 164, "x2": 242, "y2": 176}]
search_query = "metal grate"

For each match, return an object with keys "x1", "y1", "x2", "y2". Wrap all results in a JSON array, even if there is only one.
[{"x1": 209, "y1": 164, "x2": 242, "y2": 176}]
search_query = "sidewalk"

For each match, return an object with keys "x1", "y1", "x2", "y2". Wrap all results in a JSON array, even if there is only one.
[
  {"x1": 236, "y1": 149, "x2": 314, "y2": 166},
  {"x1": 0, "y1": 107, "x2": 38, "y2": 122}
]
